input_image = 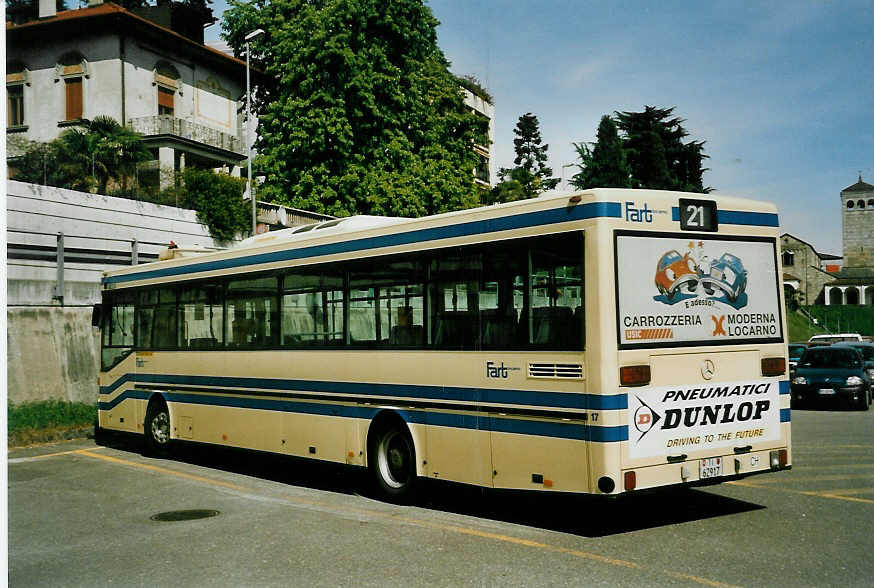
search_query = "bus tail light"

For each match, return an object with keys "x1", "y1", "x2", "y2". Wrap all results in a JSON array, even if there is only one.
[
  {"x1": 620, "y1": 365, "x2": 651, "y2": 387},
  {"x1": 624, "y1": 471, "x2": 636, "y2": 491},
  {"x1": 761, "y1": 357, "x2": 786, "y2": 377},
  {"x1": 770, "y1": 449, "x2": 788, "y2": 469}
]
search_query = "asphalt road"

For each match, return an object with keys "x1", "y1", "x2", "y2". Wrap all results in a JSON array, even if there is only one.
[{"x1": 8, "y1": 407, "x2": 874, "y2": 588}]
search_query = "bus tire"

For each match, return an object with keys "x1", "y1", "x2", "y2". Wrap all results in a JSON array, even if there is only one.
[
  {"x1": 368, "y1": 419, "x2": 416, "y2": 502},
  {"x1": 144, "y1": 398, "x2": 172, "y2": 456}
]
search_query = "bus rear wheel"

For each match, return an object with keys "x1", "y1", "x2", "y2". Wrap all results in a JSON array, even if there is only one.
[
  {"x1": 369, "y1": 421, "x2": 416, "y2": 502},
  {"x1": 145, "y1": 399, "x2": 172, "y2": 456}
]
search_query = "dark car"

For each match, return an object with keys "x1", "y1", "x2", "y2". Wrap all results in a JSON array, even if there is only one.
[
  {"x1": 791, "y1": 346, "x2": 871, "y2": 410},
  {"x1": 832, "y1": 342, "x2": 874, "y2": 396},
  {"x1": 788, "y1": 343, "x2": 807, "y2": 378}
]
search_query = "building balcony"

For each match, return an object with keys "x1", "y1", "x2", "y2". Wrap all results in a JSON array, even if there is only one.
[{"x1": 128, "y1": 115, "x2": 244, "y2": 158}]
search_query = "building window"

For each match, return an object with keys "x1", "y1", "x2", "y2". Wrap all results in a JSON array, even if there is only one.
[
  {"x1": 847, "y1": 200, "x2": 854, "y2": 209},
  {"x1": 858, "y1": 199, "x2": 866, "y2": 209},
  {"x1": 57, "y1": 52, "x2": 87, "y2": 123},
  {"x1": 158, "y1": 86, "x2": 175, "y2": 116},
  {"x1": 7, "y1": 84, "x2": 24, "y2": 127},
  {"x1": 64, "y1": 77, "x2": 83, "y2": 121},
  {"x1": 782, "y1": 251, "x2": 795, "y2": 267}
]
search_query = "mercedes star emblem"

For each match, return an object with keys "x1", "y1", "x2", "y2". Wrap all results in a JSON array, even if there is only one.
[{"x1": 701, "y1": 359, "x2": 715, "y2": 380}]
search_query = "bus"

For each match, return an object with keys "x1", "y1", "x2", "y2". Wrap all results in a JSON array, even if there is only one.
[{"x1": 95, "y1": 189, "x2": 791, "y2": 500}]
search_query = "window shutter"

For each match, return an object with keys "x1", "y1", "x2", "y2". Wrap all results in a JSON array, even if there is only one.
[
  {"x1": 65, "y1": 77, "x2": 83, "y2": 120},
  {"x1": 158, "y1": 86, "x2": 174, "y2": 109}
]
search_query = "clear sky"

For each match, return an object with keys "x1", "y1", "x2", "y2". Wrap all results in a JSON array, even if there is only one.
[{"x1": 206, "y1": 1, "x2": 874, "y2": 256}]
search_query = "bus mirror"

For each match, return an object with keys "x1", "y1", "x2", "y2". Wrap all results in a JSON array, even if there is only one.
[{"x1": 91, "y1": 304, "x2": 103, "y2": 328}]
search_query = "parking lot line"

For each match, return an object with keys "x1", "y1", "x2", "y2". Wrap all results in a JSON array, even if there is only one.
[
  {"x1": 78, "y1": 449, "x2": 251, "y2": 492},
  {"x1": 63, "y1": 447, "x2": 744, "y2": 588},
  {"x1": 809, "y1": 487, "x2": 874, "y2": 497},
  {"x1": 728, "y1": 480, "x2": 874, "y2": 505},
  {"x1": 8, "y1": 446, "x2": 104, "y2": 464},
  {"x1": 785, "y1": 463, "x2": 874, "y2": 470}
]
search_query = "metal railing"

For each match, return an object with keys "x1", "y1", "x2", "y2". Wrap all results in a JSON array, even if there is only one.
[
  {"x1": 127, "y1": 115, "x2": 244, "y2": 155},
  {"x1": 7, "y1": 229, "x2": 197, "y2": 305}
]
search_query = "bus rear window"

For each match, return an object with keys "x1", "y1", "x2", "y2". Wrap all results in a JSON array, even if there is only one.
[{"x1": 615, "y1": 231, "x2": 783, "y2": 348}]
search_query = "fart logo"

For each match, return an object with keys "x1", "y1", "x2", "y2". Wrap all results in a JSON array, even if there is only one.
[
  {"x1": 486, "y1": 361, "x2": 520, "y2": 379},
  {"x1": 625, "y1": 201, "x2": 654, "y2": 223}
]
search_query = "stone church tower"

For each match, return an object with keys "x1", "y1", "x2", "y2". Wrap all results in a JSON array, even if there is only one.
[
  {"x1": 825, "y1": 176, "x2": 874, "y2": 305},
  {"x1": 840, "y1": 176, "x2": 874, "y2": 269}
]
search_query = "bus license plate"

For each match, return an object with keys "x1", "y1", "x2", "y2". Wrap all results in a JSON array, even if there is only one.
[
  {"x1": 818, "y1": 388, "x2": 836, "y2": 395},
  {"x1": 700, "y1": 457, "x2": 723, "y2": 479}
]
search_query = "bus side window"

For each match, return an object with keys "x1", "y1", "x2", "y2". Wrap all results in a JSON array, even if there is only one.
[
  {"x1": 226, "y1": 276, "x2": 278, "y2": 348},
  {"x1": 480, "y1": 240, "x2": 526, "y2": 349},
  {"x1": 179, "y1": 283, "x2": 223, "y2": 349},
  {"x1": 281, "y1": 270, "x2": 344, "y2": 346},
  {"x1": 529, "y1": 233, "x2": 585, "y2": 351},
  {"x1": 429, "y1": 248, "x2": 481, "y2": 350},
  {"x1": 350, "y1": 257, "x2": 424, "y2": 347}
]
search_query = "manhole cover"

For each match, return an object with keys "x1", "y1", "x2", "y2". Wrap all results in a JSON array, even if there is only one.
[{"x1": 150, "y1": 509, "x2": 220, "y2": 522}]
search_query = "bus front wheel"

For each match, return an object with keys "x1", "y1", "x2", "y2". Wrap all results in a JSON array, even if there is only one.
[
  {"x1": 144, "y1": 399, "x2": 172, "y2": 456},
  {"x1": 369, "y1": 421, "x2": 416, "y2": 502}
]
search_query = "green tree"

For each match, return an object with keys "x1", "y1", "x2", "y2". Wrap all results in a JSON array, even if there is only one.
[
  {"x1": 11, "y1": 116, "x2": 150, "y2": 193},
  {"x1": 221, "y1": 0, "x2": 488, "y2": 217},
  {"x1": 493, "y1": 112, "x2": 558, "y2": 202},
  {"x1": 181, "y1": 168, "x2": 249, "y2": 242},
  {"x1": 570, "y1": 115, "x2": 631, "y2": 189},
  {"x1": 613, "y1": 105, "x2": 710, "y2": 192}
]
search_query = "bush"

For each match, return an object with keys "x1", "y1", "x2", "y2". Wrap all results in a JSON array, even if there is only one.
[
  {"x1": 8, "y1": 400, "x2": 96, "y2": 434},
  {"x1": 181, "y1": 168, "x2": 250, "y2": 242}
]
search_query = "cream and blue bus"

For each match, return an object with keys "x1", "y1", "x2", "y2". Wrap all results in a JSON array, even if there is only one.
[{"x1": 96, "y1": 189, "x2": 791, "y2": 500}]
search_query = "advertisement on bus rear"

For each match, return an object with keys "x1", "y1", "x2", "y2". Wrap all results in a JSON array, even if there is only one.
[
  {"x1": 615, "y1": 232, "x2": 783, "y2": 348},
  {"x1": 628, "y1": 378, "x2": 781, "y2": 459}
]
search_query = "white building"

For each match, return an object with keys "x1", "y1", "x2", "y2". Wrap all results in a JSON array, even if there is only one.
[
  {"x1": 461, "y1": 88, "x2": 495, "y2": 188},
  {"x1": 7, "y1": 0, "x2": 250, "y2": 189}
]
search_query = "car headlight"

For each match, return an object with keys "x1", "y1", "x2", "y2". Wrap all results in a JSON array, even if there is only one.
[
  {"x1": 792, "y1": 376, "x2": 807, "y2": 385},
  {"x1": 846, "y1": 376, "x2": 864, "y2": 386}
]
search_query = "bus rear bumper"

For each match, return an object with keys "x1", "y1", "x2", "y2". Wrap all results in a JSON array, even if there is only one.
[{"x1": 620, "y1": 448, "x2": 791, "y2": 493}]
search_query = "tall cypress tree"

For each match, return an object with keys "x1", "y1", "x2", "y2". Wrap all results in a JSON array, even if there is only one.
[
  {"x1": 570, "y1": 115, "x2": 630, "y2": 189},
  {"x1": 493, "y1": 112, "x2": 558, "y2": 202},
  {"x1": 614, "y1": 105, "x2": 710, "y2": 192}
]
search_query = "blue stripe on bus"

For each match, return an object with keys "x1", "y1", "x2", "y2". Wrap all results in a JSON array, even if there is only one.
[
  {"x1": 101, "y1": 388, "x2": 628, "y2": 442},
  {"x1": 102, "y1": 202, "x2": 622, "y2": 285},
  {"x1": 780, "y1": 408, "x2": 790, "y2": 422},
  {"x1": 779, "y1": 380, "x2": 789, "y2": 395},
  {"x1": 670, "y1": 207, "x2": 779, "y2": 227},
  {"x1": 98, "y1": 373, "x2": 628, "y2": 411}
]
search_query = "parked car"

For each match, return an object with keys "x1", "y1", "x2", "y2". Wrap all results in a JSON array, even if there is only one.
[
  {"x1": 700, "y1": 252, "x2": 748, "y2": 302},
  {"x1": 791, "y1": 346, "x2": 871, "y2": 410},
  {"x1": 832, "y1": 342, "x2": 874, "y2": 396},
  {"x1": 788, "y1": 343, "x2": 807, "y2": 378},
  {"x1": 654, "y1": 250, "x2": 698, "y2": 300},
  {"x1": 807, "y1": 333, "x2": 864, "y2": 347}
]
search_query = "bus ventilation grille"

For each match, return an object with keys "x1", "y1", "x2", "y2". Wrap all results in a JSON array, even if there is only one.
[{"x1": 528, "y1": 363, "x2": 584, "y2": 379}]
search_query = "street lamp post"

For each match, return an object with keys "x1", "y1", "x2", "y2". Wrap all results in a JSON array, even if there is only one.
[
  {"x1": 561, "y1": 163, "x2": 576, "y2": 190},
  {"x1": 245, "y1": 28, "x2": 265, "y2": 235}
]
